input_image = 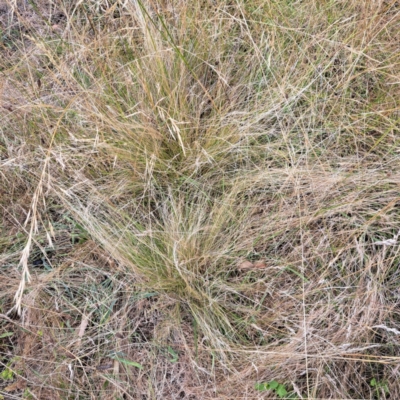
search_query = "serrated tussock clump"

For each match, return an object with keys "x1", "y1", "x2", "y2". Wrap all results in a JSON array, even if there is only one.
[{"x1": 1, "y1": 1, "x2": 400, "y2": 399}]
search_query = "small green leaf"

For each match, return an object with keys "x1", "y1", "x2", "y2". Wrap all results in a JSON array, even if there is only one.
[
  {"x1": 267, "y1": 380, "x2": 279, "y2": 390},
  {"x1": 255, "y1": 382, "x2": 268, "y2": 391},
  {"x1": 113, "y1": 357, "x2": 143, "y2": 370},
  {"x1": 276, "y1": 384, "x2": 288, "y2": 398},
  {"x1": 370, "y1": 378, "x2": 377, "y2": 387},
  {"x1": 383, "y1": 383, "x2": 390, "y2": 394},
  {"x1": 167, "y1": 346, "x2": 178, "y2": 363},
  {"x1": 0, "y1": 332, "x2": 13, "y2": 339},
  {"x1": 23, "y1": 388, "x2": 34, "y2": 399},
  {"x1": 0, "y1": 367, "x2": 14, "y2": 380}
]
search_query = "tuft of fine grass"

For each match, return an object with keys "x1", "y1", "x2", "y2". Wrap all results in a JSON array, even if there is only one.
[{"x1": 1, "y1": 0, "x2": 400, "y2": 399}]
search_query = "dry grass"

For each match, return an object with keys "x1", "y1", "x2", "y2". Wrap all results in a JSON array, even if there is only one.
[{"x1": 1, "y1": 0, "x2": 400, "y2": 399}]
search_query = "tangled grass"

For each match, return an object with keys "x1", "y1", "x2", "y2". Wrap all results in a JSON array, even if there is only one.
[{"x1": 1, "y1": 0, "x2": 400, "y2": 398}]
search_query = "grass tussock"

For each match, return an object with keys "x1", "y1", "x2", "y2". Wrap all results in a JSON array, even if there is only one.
[{"x1": 1, "y1": 0, "x2": 400, "y2": 398}]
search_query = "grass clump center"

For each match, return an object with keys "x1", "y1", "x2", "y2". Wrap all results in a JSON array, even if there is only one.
[{"x1": 1, "y1": 1, "x2": 400, "y2": 399}]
